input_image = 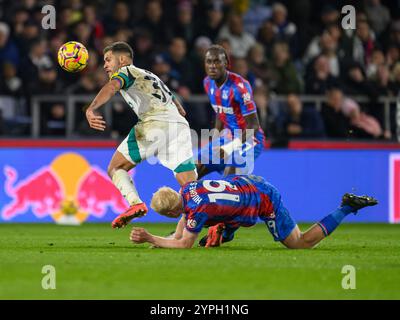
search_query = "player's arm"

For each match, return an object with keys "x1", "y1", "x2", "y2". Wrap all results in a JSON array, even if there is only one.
[
  {"x1": 130, "y1": 227, "x2": 198, "y2": 249},
  {"x1": 221, "y1": 85, "x2": 261, "y2": 156},
  {"x1": 172, "y1": 95, "x2": 186, "y2": 117},
  {"x1": 243, "y1": 112, "x2": 261, "y2": 142},
  {"x1": 85, "y1": 79, "x2": 121, "y2": 131},
  {"x1": 173, "y1": 215, "x2": 187, "y2": 239}
]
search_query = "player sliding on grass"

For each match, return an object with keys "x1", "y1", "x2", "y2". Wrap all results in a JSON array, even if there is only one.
[
  {"x1": 85, "y1": 41, "x2": 197, "y2": 229},
  {"x1": 130, "y1": 175, "x2": 377, "y2": 249}
]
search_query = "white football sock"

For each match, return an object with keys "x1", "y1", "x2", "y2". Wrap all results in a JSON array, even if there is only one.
[{"x1": 112, "y1": 169, "x2": 142, "y2": 206}]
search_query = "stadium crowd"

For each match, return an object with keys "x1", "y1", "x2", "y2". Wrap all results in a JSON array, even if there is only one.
[{"x1": 0, "y1": 0, "x2": 399, "y2": 143}]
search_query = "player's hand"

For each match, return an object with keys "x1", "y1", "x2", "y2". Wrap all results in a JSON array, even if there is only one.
[
  {"x1": 130, "y1": 227, "x2": 151, "y2": 244},
  {"x1": 86, "y1": 109, "x2": 106, "y2": 131}
]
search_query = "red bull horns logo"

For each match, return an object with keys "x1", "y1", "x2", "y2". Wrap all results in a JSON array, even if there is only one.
[{"x1": 2, "y1": 153, "x2": 129, "y2": 224}]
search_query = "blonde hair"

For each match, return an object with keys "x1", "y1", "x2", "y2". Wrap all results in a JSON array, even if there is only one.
[{"x1": 151, "y1": 186, "x2": 181, "y2": 215}]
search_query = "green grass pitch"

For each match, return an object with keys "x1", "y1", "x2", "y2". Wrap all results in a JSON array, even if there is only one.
[{"x1": 0, "y1": 223, "x2": 399, "y2": 299}]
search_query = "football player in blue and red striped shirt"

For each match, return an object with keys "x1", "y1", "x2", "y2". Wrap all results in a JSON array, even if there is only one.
[
  {"x1": 197, "y1": 45, "x2": 266, "y2": 178},
  {"x1": 130, "y1": 175, "x2": 377, "y2": 249}
]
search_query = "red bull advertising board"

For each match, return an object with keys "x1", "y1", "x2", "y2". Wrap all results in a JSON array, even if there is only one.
[{"x1": 0, "y1": 145, "x2": 398, "y2": 223}]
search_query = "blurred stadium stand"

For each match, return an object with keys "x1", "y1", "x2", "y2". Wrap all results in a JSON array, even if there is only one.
[{"x1": 0, "y1": 0, "x2": 399, "y2": 144}]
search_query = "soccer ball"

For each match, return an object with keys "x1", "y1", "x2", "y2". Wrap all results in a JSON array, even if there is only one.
[{"x1": 57, "y1": 41, "x2": 89, "y2": 73}]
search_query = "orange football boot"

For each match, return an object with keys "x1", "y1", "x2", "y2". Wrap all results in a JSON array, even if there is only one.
[
  {"x1": 205, "y1": 223, "x2": 226, "y2": 247},
  {"x1": 111, "y1": 202, "x2": 148, "y2": 229}
]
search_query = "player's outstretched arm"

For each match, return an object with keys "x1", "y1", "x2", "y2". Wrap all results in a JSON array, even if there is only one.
[
  {"x1": 172, "y1": 95, "x2": 186, "y2": 117},
  {"x1": 85, "y1": 79, "x2": 121, "y2": 131},
  {"x1": 130, "y1": 227, "x2": 198, "y2": 249}
]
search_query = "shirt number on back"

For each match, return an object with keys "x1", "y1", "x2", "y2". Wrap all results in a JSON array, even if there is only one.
[
  {"x1": 203, "y1": 180, "x2": 240, "y2": 203},
  {"x1": 144, "y1": 71, "x2": 172, "y2": 103}
]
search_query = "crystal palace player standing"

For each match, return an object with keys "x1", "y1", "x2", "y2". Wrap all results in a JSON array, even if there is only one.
[
  {"x1": 130, "y1": 175, "x2": 378, "y2": 249},
  {"x1": 197, "y1": 45, "x2": 266, "y2": 178}
]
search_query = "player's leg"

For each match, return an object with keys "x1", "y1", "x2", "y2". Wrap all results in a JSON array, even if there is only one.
[
  {"x1": 223, "y1": 129, "x2": 264, "y2": 176},
  {"x1": 159, "y1": 122, "x2": 198, "y2": 186},
  {"x1": 175, "y1": 169, "x2": 198, "y2": 186},
  {"x1": 196, "y1": 163, "x2": 211, "y2": 179},
  {"x1": 109, "y1": 126, "x2": 148, "y2": 228},
  {"x1": 196, "y1": 136, "x2": 227, "y2": 179},
  {"x1": 108, "y1": 150, "x2": 140, "y2": 203},
  {"x1": 281, "y1": 194, "x2": 378, "y2": 249}
]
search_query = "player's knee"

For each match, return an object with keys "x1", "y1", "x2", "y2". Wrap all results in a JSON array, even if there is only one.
[
  {"x1": 107, "y1": 165, "x2": 115, "y2": 178},
  {"x1": 297, "y1": 233, "x2": 316, "y2": 249},
  {"x1": 282, "y1": 233, "x2": 314, "y2": 249},
  {"x1": 107, "y1": 164, "x2": 123, "y2": 178}
]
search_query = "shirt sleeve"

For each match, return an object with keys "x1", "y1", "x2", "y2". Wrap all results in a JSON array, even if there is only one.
[
  {"x1": 234, "y1": 80, "x2": 257, "y2": 116},
  {"x1": 110, "y1": 66, "x2": 134, "y2": 90},
  {"x1": 185, "y1": 211, "x2": 208, "y2": 233}
]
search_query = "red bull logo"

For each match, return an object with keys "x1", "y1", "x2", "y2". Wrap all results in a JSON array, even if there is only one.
[
  {"x1": 389, "y1": 153, "x2": 400, "y2": 223},
  {"x1": 1, "y1": 153, "x2": 129, "y2": 224}
]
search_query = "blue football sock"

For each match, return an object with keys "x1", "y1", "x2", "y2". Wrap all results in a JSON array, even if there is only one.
[{"x1": 317, "y1": 205, "x2": 353, "y2": 236}]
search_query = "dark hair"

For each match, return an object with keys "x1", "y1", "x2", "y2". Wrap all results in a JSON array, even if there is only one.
[
  {"x1": 103, "y1": 41, "x2": 134, "y2": 59},
  {"x1": 206, "y1": 44, "x2": 230, "y2": 66}
]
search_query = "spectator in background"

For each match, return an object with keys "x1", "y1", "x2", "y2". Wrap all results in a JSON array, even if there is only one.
[
  {"x1": 256, "y1": 20, "x2": 277, "y2": 59},
  {"x1": 269, "y1": 2, "x2": 298, "y2": 58},
  {"x1": 11, "y1": 8, "x2": 30, "y2": 38},
  {"x1": 71, "y1": 21, "x2": 93, "y2": 49},
  {"x1": 19, "y1": 38, "x2": 52, "y2": 87},
  {"x1": 364, "y1": 0, "x2": 391, "y2": 37},
  {"x1": 14, "y1": 19, "x2": 40, "y2": 54},
  {"x1": 389, "y1": 62, "x2": 400, "y2": 95},
  {"x1": 319, "y1": 5, "x2": 340, "y2": 31},
  {"x1": 0, "y1": 22, "x2": 20, "y2": 69},
  {"x1": 341, "y1": 95, "x2": 383, "y2": 139},
  {"x1": 343, "y1": 61, "x2": 375, "y2": 98},
  {"x1": 303, "y1": 30, "x2": 340, "y2": 77},
  {"x1": 366, "y1": 48, "x2": 385, "y2": 79},
  {"x1": 216, "y1": 38, "x2": 232, "y2": 61},
  {"x1": 103, "y1": 1, "x2": 134, "y2": 36},
  {"x1": 352, "y1": 19, "x2": 377, "y2": 69},
  {"x1": 268, "y1": 41, "x2": 302, "y2": 94},
  {"x1": 44, "y1": 103, "x2": 66, "y2": 136},
  {"x1": 162, "y1": 37, "x2": 193, "y2": 99},
  {"x1": 137, "y1": 0, "x2": 172, "y2": 49},
  {"x1": 82, "y1": 4, "x2": 105, "y2": 51},
  {"x1": 242, "y1": 0, "x2": 272, "y2": 37},
  {"x1": 278, "y1": 94, "x2": 325, "y2": 139},
  {"x1": 172, "y1": 1, "x2": 196, "y2": 49},
  {"x1": 218, "y1": 12, "x2": 256, "y2": 59},
  {"x1": 195, "y1": 2, "x2": 224, "y2": 43},
  {"x1": 231, "y1": 57, "x2": 256, "y2": 88},
  {"x1": 29, "y1": 65, "x2": 63, "y2": 95},
  {"x1": 386, "y1": 44, "x2": 400, "y2": 70},
  {"x1": 321, "y1": 87, "x2": 352, "y2": 138},
  {"x1": 111, "y1": 101, "x2": 136, "y2": 139},
  {"x1": 386, "y1": 20, "x2": 400, "y2": 49},
  {"x1": 151, "y1": 54, "x2": 184, "y2": 98},
  {"x1": 0, "y1": 62, "x2": 23, "y2": 96},
  {"x1": 49, "y1": 31, "x2": 68, "y2": 58},
  {"x1": 247, "y1": 43, "x2": 270, "y2": 86},
  {"x1": 253, "y1": 85, "x2": 285, "y2": 145},
  {"x1": 322, "y1": 87, "x2": 383, "y2": 139},
  {"x1": 305, "y1": 55, "x2": 338, "y2": 94},
  {"x1": 131, "y1": 29, "x2": 154, "y2": 70},
  {"x1": 189, "y1": 36, "x2": 212, "y2": 94}
]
